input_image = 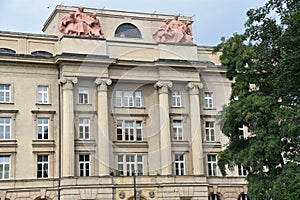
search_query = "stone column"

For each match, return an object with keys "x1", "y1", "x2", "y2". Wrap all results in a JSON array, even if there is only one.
[
  {"x1": 60, "y1": 77, "x2": 78, "y2": 177},
  {"x1": 154, "y1": 81, "x2": 173, "y2": 175},
  {"x1": 187, "y1": 82, "x2": 204, "y2": 175},
  {"x1": 95, "y1": 78, "x2": 112, "y2": 176}
]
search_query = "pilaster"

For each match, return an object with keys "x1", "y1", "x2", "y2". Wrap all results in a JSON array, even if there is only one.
[
  {"x1": 95, "y1": 78, "x2": 112, "y2": 176},
  {"x1": 59, "y1": 77, "x2": 78, "y2": 177},
  {"x1": 187, "y1": 82, "x2": 204, "y2": 175},
  {"x1": 154, "y1": 80, "x2": 173, "y2": 175}
]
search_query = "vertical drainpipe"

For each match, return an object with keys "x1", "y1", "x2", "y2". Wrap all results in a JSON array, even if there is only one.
[{"x1": 57, "y1": 65, "x2": 61, "y2": 200}]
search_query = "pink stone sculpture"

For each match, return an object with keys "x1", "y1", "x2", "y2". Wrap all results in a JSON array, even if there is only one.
[
  {"x1": 153, "y1": 15, "x2": 193, "y2": 44},
  {"x1": 59, "y1": 6, "x2": 104, "y2": 38}
]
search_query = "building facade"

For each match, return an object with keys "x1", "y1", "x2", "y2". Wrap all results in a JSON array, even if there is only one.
[{"x1": 0, "y1": 5, "x2": 249, "y2": 200}]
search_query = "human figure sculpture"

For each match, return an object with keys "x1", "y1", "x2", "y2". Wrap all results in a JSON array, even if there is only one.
[
  {"x1": 152, "y1": 14, "x2": 193, "y2": 44},
  {"x1": 59, "y1": 6, "x2": 104, "y2": 38}
]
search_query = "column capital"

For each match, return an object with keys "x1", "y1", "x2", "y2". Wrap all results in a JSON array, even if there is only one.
[
  {"x1": 187, "y1": 82, "x2": 203, "y2": 95},
  {"x1": 59, "y1": 77, "x2": 78, "y2": 90},
  {"x1": 154, "y1": 81, "x2": 173, "y2": 94},
  {"x1": 95, "y1": 78, "x2": 112, "y2": 91}
]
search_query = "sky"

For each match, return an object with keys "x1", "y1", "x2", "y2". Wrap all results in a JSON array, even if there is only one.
[{"x1": 0, "y1": 0, "x2": 267, "y2": 46}]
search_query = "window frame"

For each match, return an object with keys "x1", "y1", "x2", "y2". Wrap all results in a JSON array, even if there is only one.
[
  {"x1": 0, "y1": 117, "x2": 11, "y2": 140},
  {"x1": 117, "y1": 154, "x2": 144, "y2": 176},
  {"x1": 0, "y1": 156, "x2": 10, "y2": 180},
  {"x1": 37, "y1": 85, "x2": 49, "y2": 104},
  {"x1": 238, "y1": 165, "x2": 248, "y2": 176},
  {"x1": 116, "y1": 120, "x2": 143, "y2": 142},
  {"x1": 37, "y1": 118, "x2": 49, "y2": 140},
  {"x1": 174, "y1": 154, "x2": 185, "y2": 176},
  {"x1": 79, "y1": 118, "x2": 90, "y2": 140},
  {"x1": 204, "y1": 92, "x2": 213, "y2": 109},
  {"x1": 173, "y1": 120, "x2": 183, "y2": 141},
  {"x1": 205, "y1": 121, "x2": 215, "y2": 141},
  {"x1": 79, "y1": 154, "x2": 90, "y2": 177},
  {"x1": 115, "y1": 90, "x2": 142, "y2": 108},
  {"x1": 0, "y1": 84, "x2": 11, "y2": 103},
  {"x1": 172, "y1": 91, "x2": 182, "y2": 107},
  {"x1": 207, "y1": 154, "x2": 218, "y2": 176},
  {"x1": 37, "y1": 154, "x2": 49, "y2": 178},
  {"x1": 78, "y1": 87, "x2": 89, "y2": 104}
]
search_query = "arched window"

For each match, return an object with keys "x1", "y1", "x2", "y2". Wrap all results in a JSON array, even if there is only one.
[
  {"x1": 0, "y1": 48, "x2": 16, "y2": 54},
  {"x1": 31, "y1": 51, "x2": 53, "y2": 57},
  {"x1": 238, "y1": 194, "x2": 250, "y2": 200},
  {"x1": 208, "y1": 194, "x2": 221, "y2": 200},
  {"x1": 115, "y1": 23, "x2": 142, "y2": 38}
]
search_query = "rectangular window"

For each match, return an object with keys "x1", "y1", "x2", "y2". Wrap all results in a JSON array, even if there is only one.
[
  {"x1": 238, "y1": 165, "x2": 248, "y2": 176},
  {"x1": 125, "y1": 121, "x2": 134, "y2": 141},
  {"x1": 0, "y1": 156, "x2": 10, "y2": 180},
  {"x1": 173, "y1": 120, "x2": 183, "y2": 140},
  {"x1": 0, "y1": 84, "x2": 11, "y2": 103},
  {"x1": 117, "y1": 120, "x2": 143, "y2": 142},
  {"x1": 115, "y1": 91, "x2": 142, "y2": 107},
  {"x1": 79, "y1": 154, "x2": 90, "y2": 176},
  {"x1": 117, "y1": 154, "x2": 144, "y2": 176},
  {"x1": 38, "y1": 118, "x2": 49, "y2": 140},
  {"x1": 172, "y1": 91, "x2": 181, "y2": 107},
  {"x1": 79, "y1": 118, "x2": 90, "y2": 139},
  {"x1": 0, "y1": 118, "x2": 11, "y2": 140},
  {"x1": 205, "y1": 121, "x2": 215, "y2": 141},
  {"x1": 204, "y1": 92, "x2": 213, "y2": 109},
  {"x1": 79, "y1": 87, "x2": 89, "y2": 104},
  {"x1": 117, "y1": 120, "x2": 123, "y2": 141},
  {"x1": 37, "y1": 86, "x2": 49, "y2": 104},
  {"x1": 116, "y1": 91, "x2": 122, "y2": 107},
  {"x1": 136, "y1": 121, "x2": 142, "y2": 141},
  {"x1": 208, "y1": 155, "x2": 217, "y2": 176},
  {"x1": 37, "y1": 155, "x2": 49, "y2": 178},
  {"x1": 239, "y1": 126, "x2": 245, "y2": 140},
  {"x1": 135, "y1": 91, "x2": 142, "y2": 107},
  {"x1": 175, "y1": 154, "x2": 185, "y2": 175}
]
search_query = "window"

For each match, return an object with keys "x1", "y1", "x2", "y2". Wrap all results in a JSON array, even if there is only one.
[
  {"x1": 37, "y1": 155, "x2": 49, "y2": 178},
  {"x1": 208, "y1": 155, "x2": 217, "y2": 176},
  {"x1": 0, "y1": 156, "x2": 10, "y2": 179},
  {"x1": 0, "y1": 84, "x2": 11, "y2": 103},
  {"x1": 204, "y1": 92, "x2": 213, "y2": 109},
  {"x1": 172, "y1": 91, "x2": 181, "y2": 107},
  {"x1": 117, "y1": 154, "x2": 143, "y2": 176},
  {"x1": 79, "y1": 87, "x2": 89, "y2": 104},
  {"x1": 79, "y1": 154, "x2": 90, "y2": 176},
  {"x1": 38, "y1": 118, "x2": 49, "y2": 139},
  {"x1": 238, "y1": 165, "x2": 248, "y2": 176},
  {"x1": 79, "y1": 118, "x2": 90, "y2": 139},
  {"x1": 37, "y1": 86, "x2": 49, "y2": 104},
  {"x1": 208, "y1": 194, "x2": 221, "y2": 200},
  {"x1": 116, "y1": 120, "x2": 143, "y2": 141},
  {"x1": 115, "y1": 91, "x2": 142, "y2": 107},
  {"x1": 175, "y1": 154, "x2": 185, "y2": 175},
  {"x1": 238, "y1": 194, "x2": 250, "y2": 200},
  {"x1": 205, "y1": 121, "x2": 215, "y2": 141},
  {"x1": 173, "y1": 120, "x2": 183, "y2": 140},
  {"x1": 0, "y1": 118, "x2": 11, "y2": 140},
  {"x1": 115, "y1": 23, "x2": 142, "y2": 38}
]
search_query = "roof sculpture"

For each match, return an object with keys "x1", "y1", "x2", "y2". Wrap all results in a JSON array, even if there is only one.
[
  {"x1": 59, "y1": 6, "x2": 104, "y2": 38},
  {"x1": 153, "y1": 15, "x2": 193, "y2": 44}
]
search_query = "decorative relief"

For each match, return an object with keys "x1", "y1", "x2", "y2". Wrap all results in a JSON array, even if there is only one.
[
  {"x1": 119, "y1": 191, "x2": 125, "y2": 199},
  {"x1": 149, "y1": 191, "x2": 155, "y2": 198},
  {"x1": 153, "y1": 15, "x2": 193, "y2": 44},
  {"x1": 59, "y1": 6, "x2": 105, "y2": 38},
  {"x1": 59, "y1": 77, "x2": 78, "y2": 90}
]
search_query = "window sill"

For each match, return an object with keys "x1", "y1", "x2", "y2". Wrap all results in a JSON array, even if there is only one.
[
  {"x1": 113, "y1": 141, "x2": 148, "y2": 148},
  {"x1": 32, "y1": 140, "x2": 55, "y2": 148},
  {"x1": 0, "y1": 102, "x2": 14, "y2": 105},
  {"x1": 203, "y1": 108, "x2": 216, "y2": 110},
  {"x1": 35, "y1": 103, "x2": 52, "y2": 106}
]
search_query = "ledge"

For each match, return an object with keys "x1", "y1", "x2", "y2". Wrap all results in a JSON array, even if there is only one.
[
  {"x1": 31, "y1": 110, "x2": 56, "y2": 114},
  {"x1": 0, "y1": 109, "x2": 19, "y2": 113},
  {"x1": 113, "y1": 141, "x2": 148, "y2": 149},
  {"x1": 32, "y1": 140, "x2": 56, "y2": 148}
]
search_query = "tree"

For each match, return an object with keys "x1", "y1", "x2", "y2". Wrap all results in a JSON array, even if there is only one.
[{"x1": 214, "y1": 0, "x2": 300, "y2": 199}]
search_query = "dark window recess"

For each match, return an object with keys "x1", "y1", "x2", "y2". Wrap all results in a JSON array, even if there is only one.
[
  {"x1": 115, "y1": 23, "x2": 142, "y2": 38},
  {"x1": 31, "y1": 51, "x2": 53, "y2": 57},
  {"x1": 0, "y1": 48, "x2": 16, "y2": 54}
]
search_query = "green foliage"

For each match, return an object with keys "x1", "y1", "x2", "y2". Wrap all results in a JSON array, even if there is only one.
[{"x1": 215, "y1": 0, "x2": 300, "y2": 199}]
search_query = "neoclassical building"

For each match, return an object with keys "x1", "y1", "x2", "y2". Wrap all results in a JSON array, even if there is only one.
[{"x1": 0, "y1": 5, "x2": 249, "y2": 200}]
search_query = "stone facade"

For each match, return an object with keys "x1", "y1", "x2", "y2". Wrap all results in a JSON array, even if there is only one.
[{"x1": 0, "y1": 5, "x2": 248, "y2": 200}]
